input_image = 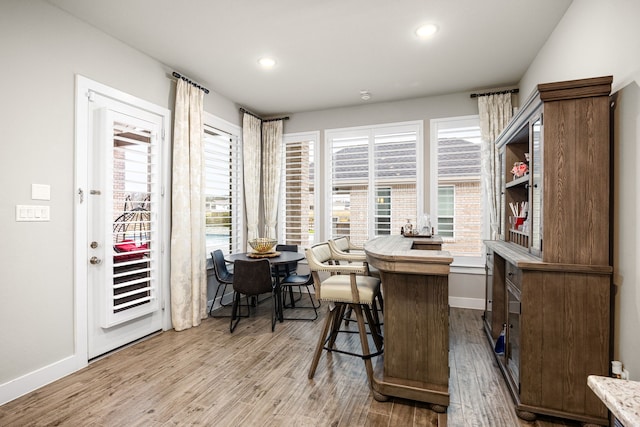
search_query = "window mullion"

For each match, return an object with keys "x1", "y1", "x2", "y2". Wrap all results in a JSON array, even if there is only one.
[{"x1": 368, "y1": 130, "x2": 375, "y2": 240}]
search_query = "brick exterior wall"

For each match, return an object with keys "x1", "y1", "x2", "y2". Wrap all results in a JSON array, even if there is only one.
[
  {"x1": 331, "y1": 183, "x2": 417, "y2": 247},
  {"x1": 442, "y1": 180, "x2": 482, "y2": 257}
]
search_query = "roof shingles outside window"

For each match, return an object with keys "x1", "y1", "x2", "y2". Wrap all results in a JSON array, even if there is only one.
[
  {"x1": 438, "y1": 139, "x2": 481, "y2": 178},
  {"x1": 332, "y1": 142, "x2": 417, "y2": 181}
]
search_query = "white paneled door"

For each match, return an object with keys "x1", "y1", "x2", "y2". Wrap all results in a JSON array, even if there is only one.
[{"x1": 76, "y1": 77, "x2": 170, "y2": 360}]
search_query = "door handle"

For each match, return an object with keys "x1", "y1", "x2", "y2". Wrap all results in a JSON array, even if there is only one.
[{"x1": 89, "y1": 256, "x2": 102, "y2": 265}]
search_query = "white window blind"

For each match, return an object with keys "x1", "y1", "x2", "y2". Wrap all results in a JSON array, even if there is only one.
[
  {"x1": 204, "y1": 125, "x2": 242, "y2": 256},
  {"x1": 327, "y1": 122, "x2": 422, "y2": 246},
  {"x1": 279, "y1": 134, "x2": 316, "y2": 249},
  {"x1": 330, "y1": 133, "x2": 369, "y2": 245},
  {"x1": 374, "y1": 129, "x2": 418, "y2": 237},
  {"x1": 431, "y1": 116, "x2": 484, "y2": 263}
]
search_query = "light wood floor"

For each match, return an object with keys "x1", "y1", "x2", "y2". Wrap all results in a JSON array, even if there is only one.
[{"x1": 0, "y1": 302, "x2": 583, "y2": 426}]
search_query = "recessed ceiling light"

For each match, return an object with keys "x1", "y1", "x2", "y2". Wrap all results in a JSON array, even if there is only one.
[
  {"x1": 258, "y1": 57, "x2": 276, "y2": 69},
  {"x1": 415, "y1": 24, "x2": 438, "y2": 39},
  {"x1": 360, "y1": 90, "x2": 371, "y2": 101}
]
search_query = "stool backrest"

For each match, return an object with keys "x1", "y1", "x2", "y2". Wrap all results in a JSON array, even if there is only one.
[
  {"x1": 332, "y1": 236, "x2": 351, "y2": 252},
  {"x1": 306, "y1": 242, "x2": 332, "y2": 266},
  {"x1": 305, "y1": 242, "x2": 333, "y2": 299}
]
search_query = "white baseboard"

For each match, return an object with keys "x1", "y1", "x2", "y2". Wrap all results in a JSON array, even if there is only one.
[
  {"x1": 449, "y1": 296, "x2": 485, "y2": 310},
  {"x1": 0, "y1": 354, "x2": 86, "y2": 405}
]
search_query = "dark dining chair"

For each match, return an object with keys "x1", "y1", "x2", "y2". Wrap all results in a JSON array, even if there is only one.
[
  {"x1": 209, "y1": 250, "x2": 234, "y2": 317},
  {"x1": 230, "y1": 259, "x2": 277, "y2": 333},
  {"x1": 276, "y1": 244, "x2": 320, "y2": 321},
  {"x1": 274, "y1": 244, "x2": 299, "y2": 276}
]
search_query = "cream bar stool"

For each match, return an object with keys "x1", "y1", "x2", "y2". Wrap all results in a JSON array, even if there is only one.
[
  {"x1": 329, "y1": 235, "x2": 364, "y2": 252},
  {"x1": 328, "y1": 236, "x2": 380, "y2": 279},
  {"x1": 328, "y1": 237, "x2": 383, "y2": 325},
  {"x1": 305, "y1": 242, "x2": 383, "y2": 387}
]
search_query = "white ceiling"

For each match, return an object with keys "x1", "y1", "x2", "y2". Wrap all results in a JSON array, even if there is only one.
[{"x1": 47, "y1": 0, "x2": 572, "y2": 116}]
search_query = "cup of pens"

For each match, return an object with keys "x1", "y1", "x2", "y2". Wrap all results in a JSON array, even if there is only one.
[
  {"x1": 508, "y1": 216, "x2": 525, "y2": 231},
  {"x1": 509, "y1": 201, "x2": 528, "y2": 231}
]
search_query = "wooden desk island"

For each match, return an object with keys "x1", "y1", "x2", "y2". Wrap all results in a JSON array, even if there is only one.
[{"x1": 364, "y1": 235, "x2": 453, "y2": 411}]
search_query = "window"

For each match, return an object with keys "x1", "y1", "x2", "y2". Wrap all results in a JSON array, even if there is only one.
[
  {"x1": 326, "y1": 122, "x2": 422, "y2": 246},
  {"x1": 430, "y1": 116, "x2": 484, "y2": 265},
  {"x1": 279, "y1": 131, "x2": 319, "y2": 250},
  {"x1": 203, "y1": 118, "x2": 242, "y2": 256}
]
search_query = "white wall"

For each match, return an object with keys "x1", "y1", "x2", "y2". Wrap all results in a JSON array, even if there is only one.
[
  {"x1": 612, "y1": 78, "x2": 640, "y2": 380},
  {"x1": 520, "y1": 0, "x2": 640, "y2": 379},
  {"x1": 520, "y1": 0, "x2": 640, "y2": 97},
  {"x1": 0, "y1": 0, "x2": 238, "y2": 403}
]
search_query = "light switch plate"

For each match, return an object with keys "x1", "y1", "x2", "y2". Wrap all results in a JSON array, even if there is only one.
[
  {"x1": 32, "y1": 184, "x2": 51, "y2": 200},
  {"x1": 16, "y1": 205, "x2": 50, "y2": 221}
]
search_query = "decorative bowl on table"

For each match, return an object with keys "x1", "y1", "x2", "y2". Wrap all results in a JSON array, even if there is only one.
[{"x1": 248, "y1": 237, "x2": 277, "y2": 254}]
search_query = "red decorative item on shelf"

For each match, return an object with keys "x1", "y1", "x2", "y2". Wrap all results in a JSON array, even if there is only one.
[{"x1": 510, "y1": 161, "x2": 528, "y2": 178}]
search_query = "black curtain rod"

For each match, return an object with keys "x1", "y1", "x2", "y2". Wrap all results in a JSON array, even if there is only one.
[
  {"x1": 470, "y1": 88, "x2": 519, "y2": 98},
  {"x1": 240, "y1": 107, "x2": 289, "y2": 122},
  {"x1": 172, "y1": 71, "x2": 209, "y2": 94}
]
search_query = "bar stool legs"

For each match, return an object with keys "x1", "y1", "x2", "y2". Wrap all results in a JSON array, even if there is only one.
[
  {"x1": 353, "y1": 304, "x2": 374, "y2": 386},
  {"x1": 308, "y1": 302, "x2": 383, "y2": 386}
]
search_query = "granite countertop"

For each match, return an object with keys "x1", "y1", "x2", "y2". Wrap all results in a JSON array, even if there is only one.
[{"x1": 588, "y1": 375, "x2": 640, "y2": 426}]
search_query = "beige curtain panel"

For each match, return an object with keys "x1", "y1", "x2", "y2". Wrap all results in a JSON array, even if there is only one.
[
  {"x1": 170, "y1": 78, "x2": 207, "y2": 331},
  {"x1": 478, "y1": 93, "x2": 513, "y2": 240},
  {"x1": 261, "y1": 120, "x2": 283, "y2": 239},
  {"x1": 243, "y1": 113, "x2": 262, "y2": 245}
]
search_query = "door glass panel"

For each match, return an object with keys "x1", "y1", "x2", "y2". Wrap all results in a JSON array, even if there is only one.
[
  {"x1": 531, "y1": 119, "x2": 542, "y2": 255},
  {"x1": 105, "y1": 114, "x2": 159, "y2": 328}
]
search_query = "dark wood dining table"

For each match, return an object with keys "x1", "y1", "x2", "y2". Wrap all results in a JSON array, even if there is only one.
[{"x1": 225, "y1": 250, "x2": 305, "y2": 322}]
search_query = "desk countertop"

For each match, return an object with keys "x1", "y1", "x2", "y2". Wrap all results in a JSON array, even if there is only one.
[{"x1": 588, "y1": 375, "x2": 640, "y2": 426}]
